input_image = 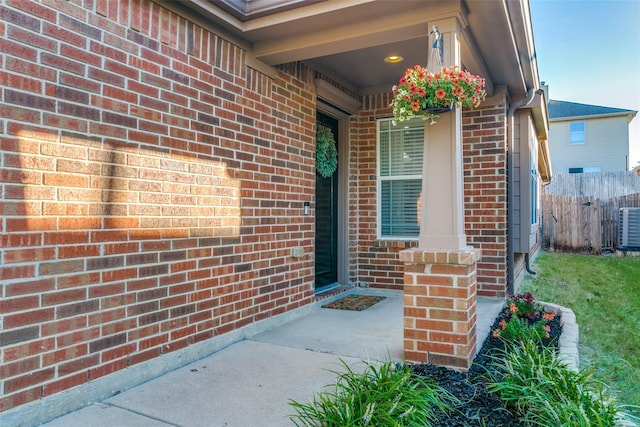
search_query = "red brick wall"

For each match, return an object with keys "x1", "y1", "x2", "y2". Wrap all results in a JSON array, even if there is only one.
[
  {"x1": 401, "y1": 247, "x2": 480, "y2": 369},
  {"x1": 354, "y1": 93, "x2": 509, "y2": 295},
  {"x1": 351, "y1": 93, "x2": 417, "y2": 290},
  {"x1": 462, "y1": 95, "x2": 509, "y2": 297},
  {"x1": 0, "y1": 0, "x2": 316, "y2": 412}
]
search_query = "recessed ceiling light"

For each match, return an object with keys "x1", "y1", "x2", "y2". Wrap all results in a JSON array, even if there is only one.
[{"x1": 384, "y1": 55, "x2": 404, "y2": 64}]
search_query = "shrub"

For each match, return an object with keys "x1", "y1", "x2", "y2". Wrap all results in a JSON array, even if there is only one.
[
  {"x1": 506, "y1": 292, "x2": 541, "y2": 320},
  {"x1": 289, "y1": 360, "x2": 458, "y2": 426},
  {"x1": 486, "y1": 339, "x2": 622, "y2": 426},
  {"x1": 491, "y1": 293, "x2": 555, "y2": 342}
]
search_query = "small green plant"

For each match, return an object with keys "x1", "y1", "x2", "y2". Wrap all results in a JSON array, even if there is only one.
[
  {"x1": 486, "y1": 339, "x2": 623, "y2": 426},
  {"x1": 289, "y1": 359, "x2": 458, "y2": 426},
  {"x1": 491, "y1": 293, "x2": 555, "y2": 342},
  {"x1": 506, "y1": 292, "x2": 541, "y2": 320}
]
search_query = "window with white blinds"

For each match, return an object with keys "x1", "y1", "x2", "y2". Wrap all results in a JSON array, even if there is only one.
[{"x1": 377, "y1": 118, "x2": 424, "y2": 238}]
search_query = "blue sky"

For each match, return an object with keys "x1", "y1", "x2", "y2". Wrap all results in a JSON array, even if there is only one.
[{"x1": 530, "y1": 0, "x2": 640, "y2": 168}]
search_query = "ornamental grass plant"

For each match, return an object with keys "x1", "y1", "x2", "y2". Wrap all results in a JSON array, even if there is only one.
[
  {"x1": 484, "y1": 291, "x2": 638, "y2": 426},
  {"x1": 289, "y1": 288, "x2": 638, "y2": 426},
  {"x1": 289, "y1": 360, "x2": 458, "y2": 427},
  {"x1": 485, "y1": 339, "x2": 622, "y2": 426}
]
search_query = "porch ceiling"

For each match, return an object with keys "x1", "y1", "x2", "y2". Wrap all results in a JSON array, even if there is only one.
[{"x1": 174, "y1": 0, "x2": 537, "y2": 97}]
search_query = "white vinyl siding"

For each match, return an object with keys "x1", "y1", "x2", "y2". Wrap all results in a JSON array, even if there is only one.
[
  {"x1": 377, "y1": 119, "x2": 424, "y2": 239},
  {"x1": 548, "y1": 116, "x2": 630, "y2": 173}
]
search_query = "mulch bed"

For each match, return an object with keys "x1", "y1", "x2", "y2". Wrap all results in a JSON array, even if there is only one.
[
  {"x1": 411, "y1": 314, "x2": 563, "y2": 426},
  {"x1": 321, "y1": 294, "x2": 386, "y2": 311}
]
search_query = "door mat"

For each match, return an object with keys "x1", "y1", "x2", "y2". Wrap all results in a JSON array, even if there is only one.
[{"x1": 322, "y1": 295, "x2": 386, "y2": 311}]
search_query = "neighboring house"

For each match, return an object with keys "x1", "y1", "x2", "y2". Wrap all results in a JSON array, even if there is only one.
[
  {"x1": 0, "y1": 0, "x2": 551, "y2": 423},
  {"x1": 547, "y1": 99, "x2": 637, "y2": 173}
]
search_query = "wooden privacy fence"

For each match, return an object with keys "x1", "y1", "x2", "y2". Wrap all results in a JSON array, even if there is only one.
[
  {"x1": 542, "y1": 193, "x2": 640, "y2": 254},
  {"x1": 545, "y1": 171, "x2": 640, "y2": 199}
]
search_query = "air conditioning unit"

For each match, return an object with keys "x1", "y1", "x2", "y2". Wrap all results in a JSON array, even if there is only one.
[{"x1": 618, "y1": 207, "x2": 640, "y2": 249}]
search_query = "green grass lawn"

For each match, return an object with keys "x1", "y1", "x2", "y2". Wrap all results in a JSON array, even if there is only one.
[{"x1": 519, "y1": 251, "x2": 640, "y2": 412}]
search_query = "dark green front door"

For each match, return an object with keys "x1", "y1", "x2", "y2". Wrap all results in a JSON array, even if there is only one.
[{"x1": 315, "y1": 112, "x2": 339, "y2": 289}]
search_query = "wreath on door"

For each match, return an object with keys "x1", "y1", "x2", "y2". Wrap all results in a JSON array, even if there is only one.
[{"x1": 316, "y1": 128, "x2": 337, "y2": 178}]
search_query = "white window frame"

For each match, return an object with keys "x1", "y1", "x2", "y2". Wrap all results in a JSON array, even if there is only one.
[
  {"x1": 569, "y1": 121, "x2": 585, "y2": 145},
  {"x1": 376, "y1": 118, "x2": 424, "y2": 240}
]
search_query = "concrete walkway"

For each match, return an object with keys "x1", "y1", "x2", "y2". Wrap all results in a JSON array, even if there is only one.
[{"x1": 40, "y1": 290, "x2": 503, "y2": 427}]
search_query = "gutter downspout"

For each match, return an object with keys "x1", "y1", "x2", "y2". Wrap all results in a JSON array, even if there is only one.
[
  {"x1": 524, "y1": 253, "x2": 536, "y2": 275},
  {"x1": 506, "y1": 88, "x2": 536, "y2": 295}
]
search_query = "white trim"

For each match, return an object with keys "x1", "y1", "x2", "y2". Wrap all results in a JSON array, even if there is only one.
[
  {"x1": 568, "y1": 121, "x2": 586, "y2": 145},
  {"x1": 376, "y1": 118, "x2": 424, "y2": 240},
  {"x1": 315, "y1": 79, "x2": 361, "y2": 115}
]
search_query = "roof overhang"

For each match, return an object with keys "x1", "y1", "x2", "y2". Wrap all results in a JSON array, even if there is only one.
[
  {"x1": 213, "y1": 0, "x2": 325, "y2": 21},
  {"x1": 165, "y1": 0, "x2": 541, "y2": 98},
  {"x1": 530, "y1": 90, "x2": 552, "y2": 183},
  {"x1": 515, "y1": 89, "x2": 552, "y2": 183},
  {"x1": 549, "y1": 111, "x2": 638, "y2": 122},
  {"x1": 538, "y1": 138, "x2": 552, "y2": 184}
]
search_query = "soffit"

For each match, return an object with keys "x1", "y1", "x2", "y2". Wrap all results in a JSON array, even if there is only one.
[{"x1": 177, "y1": 0, "x2": 536, "y2": 97}]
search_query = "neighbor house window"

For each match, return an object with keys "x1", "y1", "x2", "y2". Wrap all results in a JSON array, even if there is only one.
[
  {"x1": 569, "y1": 121, "x2": 585, "y2": 144},
  {"x1": 377, "y1": 118, "x2": 424, "y2": 238},
  {"x1": 569, "y1": 166, "x2": 600, "y2": 174}
]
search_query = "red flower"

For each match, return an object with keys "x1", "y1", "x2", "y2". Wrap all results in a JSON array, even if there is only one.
[
  {"x1": 390, "y1": 64, "x2": 486, "y2": 124},
  {"x1": 542, "y1": 311, "x2": 556, "y2": 321}
]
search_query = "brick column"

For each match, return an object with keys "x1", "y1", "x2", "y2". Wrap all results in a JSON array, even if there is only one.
[{"x1": 400, "y1": 247, "x2": 480, "y2": 370}]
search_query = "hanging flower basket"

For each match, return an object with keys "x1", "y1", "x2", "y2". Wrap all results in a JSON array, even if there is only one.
[
  {"x1": 316, "y1": 128, "x2": 337, "y2": 178},
  {"x1": 390, "y1": 65, "x2": 486, "y2": 125}
]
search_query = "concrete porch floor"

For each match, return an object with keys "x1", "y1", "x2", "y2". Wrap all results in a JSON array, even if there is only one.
[{"x1": 37, "y1": 289, "x2": 504, "y2": 427}]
